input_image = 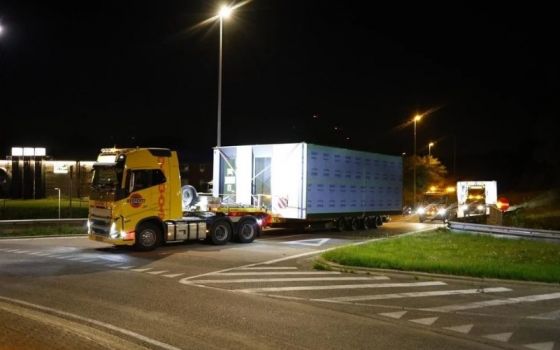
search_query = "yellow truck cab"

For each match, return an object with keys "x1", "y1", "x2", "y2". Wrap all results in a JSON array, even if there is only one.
[{"x1": 88, "y1": 147, "x2": 264, "y2": 250}]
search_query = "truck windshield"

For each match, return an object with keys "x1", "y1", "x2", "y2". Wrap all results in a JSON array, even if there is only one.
[
  {"x1": 91, "y1": 164, "x2": 125, "y2": 192},
  {"x1": 467, "y1": 188, "x2": 485, "y2": 203}
]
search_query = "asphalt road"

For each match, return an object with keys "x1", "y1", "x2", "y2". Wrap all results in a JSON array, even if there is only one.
[{"x1": 1, "y1": 219, "x2": 559, "y2": 350}]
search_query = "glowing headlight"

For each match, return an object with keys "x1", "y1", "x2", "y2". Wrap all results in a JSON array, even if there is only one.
[
  {"x1": 461, "y1": 204, "x2": 469, "y2": 211},
  {"x1": 477, "y1": 204, "x2": 484, "y2": 211},
  {"x1": 109, "y1": 222, "x2": 119, "y2": 239},
  {"x1": 437, "y1": 208, "x2": 447, "y2": 216},
  {"x1": 256, "y1": 218, "x2": 263, "y2": 226},
  {"x1": 87, "y1": 220, "x2": 92, "y2": 233},
  {"x1": 416, "y1": 207, "x2": 425, "y2": 215}
]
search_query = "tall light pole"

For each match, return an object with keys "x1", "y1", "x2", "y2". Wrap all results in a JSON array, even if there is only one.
[
  {"x1": 428, "y1": 142, "x2": 435, "y2": 162},
  {"x1": 54, "y1": 188, "x2": 61, "y2": 219},
  {"x1": 413, "y1": 115, "x2": 422, "y2": 208},
  {"x1": 216, "y1": 5, "x2": 232, "y2": 147}
]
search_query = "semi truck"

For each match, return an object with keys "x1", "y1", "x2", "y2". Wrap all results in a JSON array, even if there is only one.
[
  {"x1": 456, "y1": 180, "x2": 497, "y2": 218},
  {"x1": 212, "y1": 142, "x2": 403, "y2": 230},
  {"x1": 416, "y1": 186, "x2": 457, "y2": 223},
  {"x1": 88, "y1": 147, "x2": 267, "y2": 250}
]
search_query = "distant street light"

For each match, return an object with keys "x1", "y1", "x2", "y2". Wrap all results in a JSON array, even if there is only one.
[
  {"x1": 428, "y1": 142, "x2": 435, "y2": 162},
  {"x1": 0, "y1": 24, "x2": 4, "y2": 36},
  {"x1": 54, "y1": 188, "x2": 61, "y2": 219},
  {"x1": 413, "y1": 114, "x2": 422, "y2": 208},
  {"x1": 216, "y1": 5, "x2": 233, "y2": 147}
]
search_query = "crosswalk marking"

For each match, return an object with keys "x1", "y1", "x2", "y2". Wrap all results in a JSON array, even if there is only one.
[
  {"x1": 237, "y1": 281, "x2": 446, "y2": 293},
  {"x1": 524, "y1": 342, "x2": 555, "y2": 350},
  {"x1": 192, "y1": 276, "x2": 388, "y2": 284},
  {"x1": 214, "y1": 271, "x2": 341, "y2": 276},
  {"x1": 148, "y1": 270, "x2": 168, "y2": 275},
  {"x1": 378, "y1": 311, "x2": 407, "y2": 319},
  {"x1": 422, "y1": 292, "x2": 560, "y2": 313},
  {"x1": 410, "y1": 317, "x2": 438, "y2": 326},
  {"x1": 118, "y1": 266, "x2": 135, "y2": 269},
  {"x1": 131, "y1": 268, "x2": 152, "y2": 272},
  {"x1": 528, "y1": 309, "x2": 560, "y2": 320},
  {"x1": 237, "y1": 267, "x2": 298, "y2": 270},
  {"x1": 317, "y1": 287, "x2": 511, "y2": 302},
  {"x1": 483, "y1": 332, "x2": 513, "y2": 342},
  {"x1": 443, "y1": 324, "x2": 473, "y2": 334},
  {"x1": 163, "y1": 273, "x2": 184, "y2": 278}
]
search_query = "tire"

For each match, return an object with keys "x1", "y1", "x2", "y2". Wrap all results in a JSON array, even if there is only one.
[
  {"x1": 209, "y1": 219, "x2": 231, "y2": 245},
  {"x1": 362, "y1": 217, "x2": 370, "y2": 230},
  {"x1": 349, "y1": 217, "x2": 359, "y2": 231},
  {"x1": 376, "y1": 216, "x2": 383, "y2": 227},
  {"x1": 236, "y1": 218, "x2": 258, "y2": 243},
  {"x1": 335, "y1": 217, "x2": 346, "y2": 232},
  {"x1": 134, "y1": 223, "x2": 161, "y2": 251}
]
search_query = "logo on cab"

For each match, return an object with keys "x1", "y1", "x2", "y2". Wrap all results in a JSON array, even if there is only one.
[{"x1": 128, "y1": 193, "x2": 145, "y2": 208}]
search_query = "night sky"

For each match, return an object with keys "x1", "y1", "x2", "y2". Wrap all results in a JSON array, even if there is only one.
[{"x1": 0, "y1": 2, "x2": 558, "y2": 190}]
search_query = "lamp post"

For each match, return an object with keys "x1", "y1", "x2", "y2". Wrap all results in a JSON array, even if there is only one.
[
  {"x1": 413, "y1": 114, "x2": 422, "y2": 208},
  {"x1": 428, "y1": 142, "x2": 435, "y2": 163},
  {"x1": 216, "y1": 5, "x2": 232, "y2": 147},
  {"x1": 54, "y1": 187, "x2": 61, "y2": 219}
]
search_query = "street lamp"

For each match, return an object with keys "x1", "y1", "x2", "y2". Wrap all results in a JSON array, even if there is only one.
[
  {"x1": 428, "y1": 142, "x2": 435, "y2": 162},
  {"x1": 413, "y1": 114, "x2": 422, "y2": 208},
  {"x1": 216, "y1": 5, "x2": 233, "y2": 147},
  {"x1": 0, "y1": 24, "x2": 4, "y2": 36},
  {"x1": 54, "y1": 188, "x2": 61, "y2": 219}
]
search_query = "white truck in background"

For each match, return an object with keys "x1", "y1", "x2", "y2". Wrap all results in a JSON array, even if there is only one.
[{"x1": 456, "y1": 181, "x2": 497, "y2": 218}]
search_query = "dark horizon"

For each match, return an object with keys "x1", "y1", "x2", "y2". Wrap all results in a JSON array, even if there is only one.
[{"x1": 1, "y1": 1, "x2": 558, "y2": 191}]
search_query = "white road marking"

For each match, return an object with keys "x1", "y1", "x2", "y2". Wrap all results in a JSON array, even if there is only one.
[
  {"x1": 0, "y1": 295, "x2": 182, "y2": 350},
  {"x1": 163, "y1": 273, "x2": 185, "y2": 278},
  {"x1": 443, "y1": 324, "x2": 473, "y2": 334},
  {"x1": 378, "y1": 311, "x2": 407, "y2": 319},
  {"x1": 118, "y1": 266, "x2": 135, "y2": 269},
  {"x1": 148, "y1": 270, "x2": 168, "y2": 275},
  {"x1": 524, "y1": 342, "x2": 555, "y2": 350},
  {"x1": 422, "y1": 292, "x2": 560, "y2": 313},
  {"x1": 214, "y1": 271, "x2": 341, "y2": 276},
  {"x1": 237, "y1": 281, "x2": 446, "y2": 293},
  {"x1": 483, "y1": 332, "x2": 513, "y2": 342},
  {"x1": 283, "y1": 238, "x2": 331, "y2": 247},
  {"x1": 107, "y1": 263, "x2": 124, "y2": 267},
  {"x1": 528, "y1": 309, "x2": 560, "y2": 320},
  {"x1": 192, "y1": 276, "x2": 389, "y2": 284},
  {"x1": 131, "y1": 268, "x2": 152, "y2": 272},
  {"x1": 237, "y1": 267, "x2": 298, "y2": 270},
  {"x1": 317, "y1": 287, "x2": 511, "y2": 302},
  {"x1": 410, "y1": 317, "x2": 438, "y2": 326}
]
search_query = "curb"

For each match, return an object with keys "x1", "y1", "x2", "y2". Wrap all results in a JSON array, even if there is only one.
[
  {"x1": 315, "y1": 257, "x2": 560, "y2": 288},
  {"x1": 0, "y1": 234, "x2": 88, "y2": 240}
]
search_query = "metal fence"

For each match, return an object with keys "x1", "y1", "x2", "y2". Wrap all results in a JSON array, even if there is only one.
[{"x1": 448, "y1": 221, "x2": 560, "y2": 241}]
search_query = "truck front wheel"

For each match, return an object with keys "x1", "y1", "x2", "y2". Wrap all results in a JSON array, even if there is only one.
[
  {"x1": 134, "y1": 223, "x2": 161, "y2": 251},
  {"x1": 210, "y1": 219, "x2": 231, "y2": 245},
  {"x1": 236, "y1": 219, "x2": 258, "y2": 243}
]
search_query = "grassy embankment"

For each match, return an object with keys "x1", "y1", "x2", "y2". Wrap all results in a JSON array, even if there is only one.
[
  {"x1": 321, "y1": 229, "x2": 560, "y2": 283},
  {"x1": 0, "y1": 199, "x2": 88, "y2": 237}
]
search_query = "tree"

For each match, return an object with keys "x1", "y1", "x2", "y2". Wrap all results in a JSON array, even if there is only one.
[{"x1": 403, "y1": 155, "x2": 448, "y2": 206}]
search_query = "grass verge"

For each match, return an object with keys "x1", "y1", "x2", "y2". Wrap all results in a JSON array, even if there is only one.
[
  {"x1": 0, "y1": 198, "x2": 88, "y2": 220},
  {"x1": 0, "y1": 225, "x2": 86, "y2": 238},
  {"x1": 322, "y1": 228, "x2": 560, "y2": 283}
]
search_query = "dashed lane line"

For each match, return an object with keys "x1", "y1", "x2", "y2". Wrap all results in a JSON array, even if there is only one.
[
  {"x1": 148, "y1": 270, "x2": 168, "y2": 275},
  {"x1": 524, "y1": 342, "x2": 555, "y2": 350},
  {"x1": 236, "y1": 281, "x2": 447, "y2": 293},
  {"x1": 422, "y1": 292, "x2": 560, "y2": 313},
  {"x1": 410, "y1": 317, "x2": 439, "y2": 326},
  {"x1": 213, "y1": 271, "x2": 341, "y2": 276},
  {"x1": 527, "y1": 309, "x2": 560, "y2": 321},
  {"x1": 237, "y1": 267, "x2": 298, "y2": 270},
  {"x1": 443, "y1": 324, "x2": 473, "y2": 334},
  {"x1": 483, "y1": 332, "x2": 513, "y2": 342},
  {"x1": 163, "y1": 273, "x2": 184, "y2": 278}
]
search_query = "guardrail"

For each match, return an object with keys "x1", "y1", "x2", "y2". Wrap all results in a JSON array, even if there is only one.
[{"x1": 448, "y1": 221, "x2": 560, "y2": 241}]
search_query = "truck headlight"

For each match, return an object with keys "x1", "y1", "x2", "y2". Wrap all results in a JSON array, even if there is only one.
[
  {"x1": 437, "y1": 208, "x2": 447, "y2": 216},
  {"x1": 109, "y1": 222, "x2": 119, "y2": 239},
  {"x1": 461, "y1": 204, "x2": 469, "y2": 211},
  {"x1": 416, "y1": 207, "x2": 425, "y2": 215},
  {"x1": 477, "y1": 204, "x2": 484, "y2": 211}
]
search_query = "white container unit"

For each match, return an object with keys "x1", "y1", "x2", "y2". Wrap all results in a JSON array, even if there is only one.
[
  {"x1": 456, "y1": 180, "x2": 498, "y2": 218},
  {"x1": 213, "y1": 143, "x2": 402, "y2": 221}
]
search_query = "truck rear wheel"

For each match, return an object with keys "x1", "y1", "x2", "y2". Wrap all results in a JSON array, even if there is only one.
[
  {"x1": 376, "y1": 216, "x2": 383, "y2": 227},
  {"x1": 366, "y1": 216, "x2": 377, "y2": 229},
  {"x1": 349, "y1": 217, "x2": 359, "y2": 231},
  {"x1": 334, "y1": 217, "x2": 346, "y2": 232},
  {"x1": 134, "y1": 223, "x2": 161, "y2": 251},
  {"x1": 236, "y1": 219, "x2": 258, "y2": 243},
  {"x1": 210, "y1": 219, "x2": 231, "y2": 245}
]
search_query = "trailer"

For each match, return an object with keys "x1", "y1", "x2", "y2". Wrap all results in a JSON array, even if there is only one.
[
  {"x1": 212, "y1": 143, "x2": 402, "y2": 230},
  {"x1": 456, "y1": 180, "x2": 497, "y2": 218}
]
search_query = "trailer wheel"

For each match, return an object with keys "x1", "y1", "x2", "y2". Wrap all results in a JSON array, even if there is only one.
[
  {"x1": 376, "y1": 216, "x2": 383, "y2": 227},
  {"x1": 349, "y1": 217, "x2": 359, "y2": 231},
  {"x1": 210, "y1": 219, "x2": 231, "y2": 245},
  {"x1": 236, "y1": 218, "x2": 258, "y2": 243},
  {"x1": 362, "y1": 217, "x2": 370, "y2": 230},
  {"x1": 335, "y1": 217, "x2": 346, "y2": 232},
  {"x1": 366, "y1": 216, "x2": 377, "y2": 229},
  {"x1": 134, "y1": 223, "x2": 161, "y2": 251}
]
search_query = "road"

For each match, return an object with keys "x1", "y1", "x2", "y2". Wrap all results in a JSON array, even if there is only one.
[{"x1": 1, "y1": 219, "x2": 559, "y2": 350}]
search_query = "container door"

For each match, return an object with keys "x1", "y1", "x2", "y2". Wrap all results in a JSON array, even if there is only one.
[{"x1": 253, "y1": 157, "x2": 271, "y2": 209}]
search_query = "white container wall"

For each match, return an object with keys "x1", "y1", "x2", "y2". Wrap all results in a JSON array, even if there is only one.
[{"x1": 214, "y1": 143, "x2": 402, "y2": 220}]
